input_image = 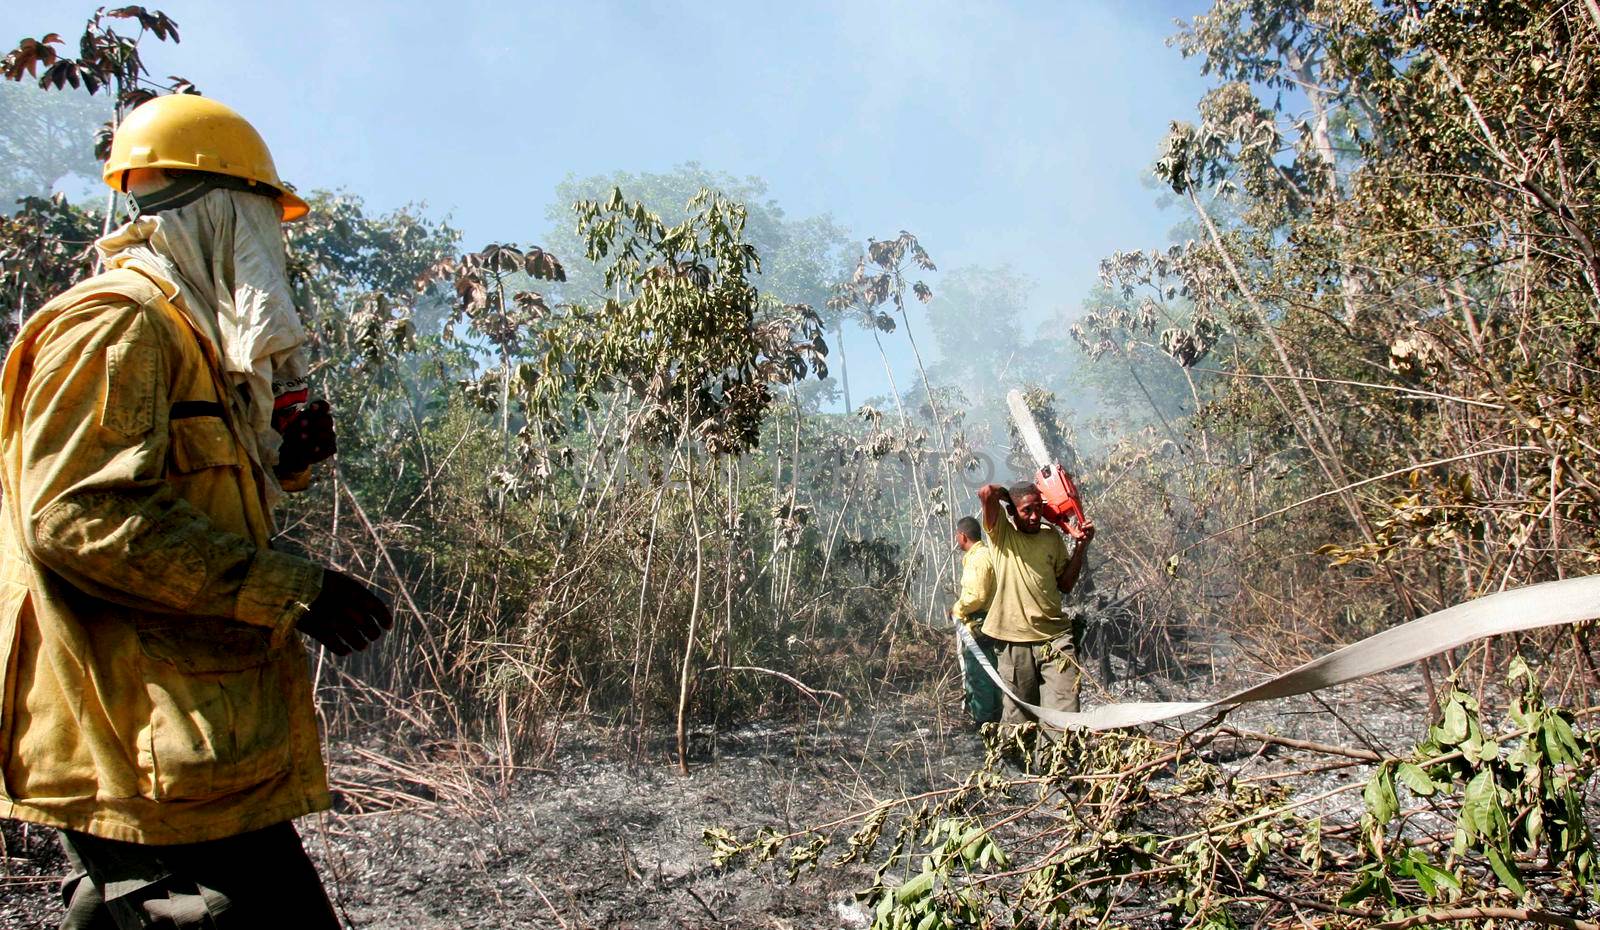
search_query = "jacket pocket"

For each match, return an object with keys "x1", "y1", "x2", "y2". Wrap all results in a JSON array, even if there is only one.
[
  {"x1": 167, "y1": 416, "x2": 240, "y2": 473},
  {"x1": 136, "y1": 621, "x2": 292, "y2": 802},
  {"x1": 102, "y1": 341, "x2": 159, "y2": 438}
]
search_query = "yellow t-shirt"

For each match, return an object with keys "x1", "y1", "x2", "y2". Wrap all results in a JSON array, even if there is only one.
[
  {"x1": 951, "y1": 540, "x2": 995, "y2": 626},
  {"x1": 980, "y1": 508, "x2": 1070, "y2": 643}
]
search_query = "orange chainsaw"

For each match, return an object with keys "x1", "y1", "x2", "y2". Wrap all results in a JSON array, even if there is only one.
[{"x1": 1006, "y1": 390, "x2": 1088, "y2": 539}]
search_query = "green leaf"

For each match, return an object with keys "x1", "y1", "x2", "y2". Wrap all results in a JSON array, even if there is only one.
[
  {"x1": 1393, "y1": 848, "x2": 1459, "y2": 898},
  {"x1": 1485, "y1": 847, "x2": 1527, "y2": 898},
  {"x1": 1416, "y1": 860, "x2": 1459, "y2": 894},
  {"x1": 1543, "y1": 715, "x2": 1581, "y2": 764},
  {"x1": 1439, "y1": 698, "x2": 1469, "y2": 745},
  {"x1": 1397, "y1": 762, "x2": 1438, "y2": 797},
  {"x1": 894, "y1": 871, "x2": 935, "y2": 905},
  {"x1": 1524, "y1": 805, "x2": 1544, "y2": 848},
  {"x1": 1340, "y1": 867, "x2": 1390, "y2": 906},
  {"x1": 1459, "y1": 770, "x2": 1498, "y2": 843},
  {"x1": 1364, "y1": 763, "x2": 1399, "y2": 823}
]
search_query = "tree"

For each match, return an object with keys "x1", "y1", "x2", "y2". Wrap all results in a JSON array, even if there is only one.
[
  {"x1": 0, "y1": 82, "x2": 108, "y2": 210},
  {"x1": 3, "y1": 6, "x2": 187, "y2": 239},
  {"x1": 922, "y1": 264, "x2": 1034, "y2": 438},
  {"x1": 0, "y1": 194, "x2": 100, "y2": 343},
  {"x1": 543, "y1": 165, "x2": 856, "y2": 407}
]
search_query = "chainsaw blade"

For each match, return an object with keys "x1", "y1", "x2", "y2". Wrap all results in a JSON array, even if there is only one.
[{"x1": 1006, "y1": 389, "x2": 1051, "y2": 471}]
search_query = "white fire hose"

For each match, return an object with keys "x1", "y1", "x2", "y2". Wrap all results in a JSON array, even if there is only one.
[{"x1": 957, "y1": 574, "x2": 1600, "y2": 731}]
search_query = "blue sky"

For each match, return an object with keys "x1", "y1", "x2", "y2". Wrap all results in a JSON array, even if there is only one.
[{"x1": 5, "y1": 0, "x2": 1211, "y2": 406}]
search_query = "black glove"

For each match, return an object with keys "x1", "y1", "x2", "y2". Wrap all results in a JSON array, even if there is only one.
[
  {"x1": 275, "y1": 399, "x2": 337, "y2": 478},
  {"x1": 297, "y1": 569, "x2": 393, "y2": 656}
]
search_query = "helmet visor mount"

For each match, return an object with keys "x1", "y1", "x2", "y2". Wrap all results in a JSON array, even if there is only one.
[{"x1": 128, "y1": 170, "x2": 286, "y2": 220}]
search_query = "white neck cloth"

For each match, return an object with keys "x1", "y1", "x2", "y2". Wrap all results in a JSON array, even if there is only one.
[{"x1": 96, "y1": 189, "x2": 310, "y2": 502}]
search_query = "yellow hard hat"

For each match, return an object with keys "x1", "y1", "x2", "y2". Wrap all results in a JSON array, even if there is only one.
[{"x1": 104, "y1": 94, "x2": 309, "y2": 222}]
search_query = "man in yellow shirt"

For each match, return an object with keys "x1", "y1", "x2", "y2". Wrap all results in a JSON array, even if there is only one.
[
  {"x1": 949, "y1": 516, "x2": 999, "y2": 723},
  {"x1": 977, "y1": 480, "x2": 1094, "y2": 726}
]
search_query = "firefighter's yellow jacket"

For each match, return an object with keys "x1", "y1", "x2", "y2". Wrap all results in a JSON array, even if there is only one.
[
  {"x1": 0, "y1": 266, "x2": 328, "y2": 844},
  {"x1": 951, "y1": 540, "x2": 995, "y2": 629}
]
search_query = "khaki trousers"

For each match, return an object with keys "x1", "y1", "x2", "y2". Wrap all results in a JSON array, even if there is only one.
[
  {"x1": 994, "y1": 639, "x2": 1080, "y2": 725},
  {"x1": 58, "y1": 822, "x2": 339, "y2": 930}
]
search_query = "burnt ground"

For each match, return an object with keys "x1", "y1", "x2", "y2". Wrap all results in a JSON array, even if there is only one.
[
  {"x1": 309, "y1": 694, "x2": 983, "y2": 930},
  {"x1": 3, "y1": 657, "x2": 1583, "y2": 929},
  {"x1": 1, "y1": 690, "x2": 982, "y2": 930}
]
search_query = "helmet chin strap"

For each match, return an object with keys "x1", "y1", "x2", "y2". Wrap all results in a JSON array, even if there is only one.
[{"x1": 129, "y1": 171, "x2": 277, "y2": 219}]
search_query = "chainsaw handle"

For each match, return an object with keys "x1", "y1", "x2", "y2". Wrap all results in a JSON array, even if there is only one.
[
  {"x1": 1047, "y1": 510, "x2": 1086, "y2": 540},
  {"x1": 1034, "y1": 463, "x2": 1087, "y2": 539}
]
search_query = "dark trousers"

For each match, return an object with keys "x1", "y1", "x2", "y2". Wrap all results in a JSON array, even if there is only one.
[
  {"x1": 960, "y1": 628, "x2": 1003, "y2": 723},
  {"x1": 58, "y1": 822, "x2": 340, "y2": 930}
]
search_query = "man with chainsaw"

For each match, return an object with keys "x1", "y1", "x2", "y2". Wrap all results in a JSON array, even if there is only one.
[
  {"x1": 0, "y1": 94, "x2": 391, "y2": 928},
  {"x1": 950, "y1": 516, "x2": 1000, "y2": 724},
  {"x1": 976, "y1": 480, "x2": 1094, "y2": 727}
]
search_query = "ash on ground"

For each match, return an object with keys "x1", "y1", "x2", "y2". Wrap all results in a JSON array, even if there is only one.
[
  {"x1": 0, "y1": 658, "x2": 1506, "y2": 930},
  {"x1": 1, "y1": 692, "x2": 980, "y2": 930}
]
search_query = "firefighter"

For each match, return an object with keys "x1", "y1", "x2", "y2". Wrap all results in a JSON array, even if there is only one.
[
  {"x1": 950, "y1": 515, "x2": 1000, "y2": 724},
  {"x1": 0, "y1": 94, "x2": 391, "y2": 929},
  {"x1": 976, "y1": 481, "x2": 1094, "y2": 729}
]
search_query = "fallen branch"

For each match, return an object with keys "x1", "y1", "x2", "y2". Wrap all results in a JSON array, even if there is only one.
[
  {"x1": 1215, "y1": 724, "x2": 1390, "y2": 763},
  {"x1": 1375, "y1": 907, "x2": 1600, "y2": 930},
  {"x1": 704, "y1": 664, "x2": 848, "y2": 706}
]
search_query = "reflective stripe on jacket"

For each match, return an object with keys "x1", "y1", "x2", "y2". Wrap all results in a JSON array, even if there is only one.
[{"x1": 0, "y1": 267, "x2": 328, "y2": 844}]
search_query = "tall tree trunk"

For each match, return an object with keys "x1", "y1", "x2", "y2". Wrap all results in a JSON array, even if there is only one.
[
  {"x1": 676, "y1": 452, "x2": 706, "y2": 774},
  {"x1": 835, "y1": 320, "x2": 853, "y2": 413}
]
